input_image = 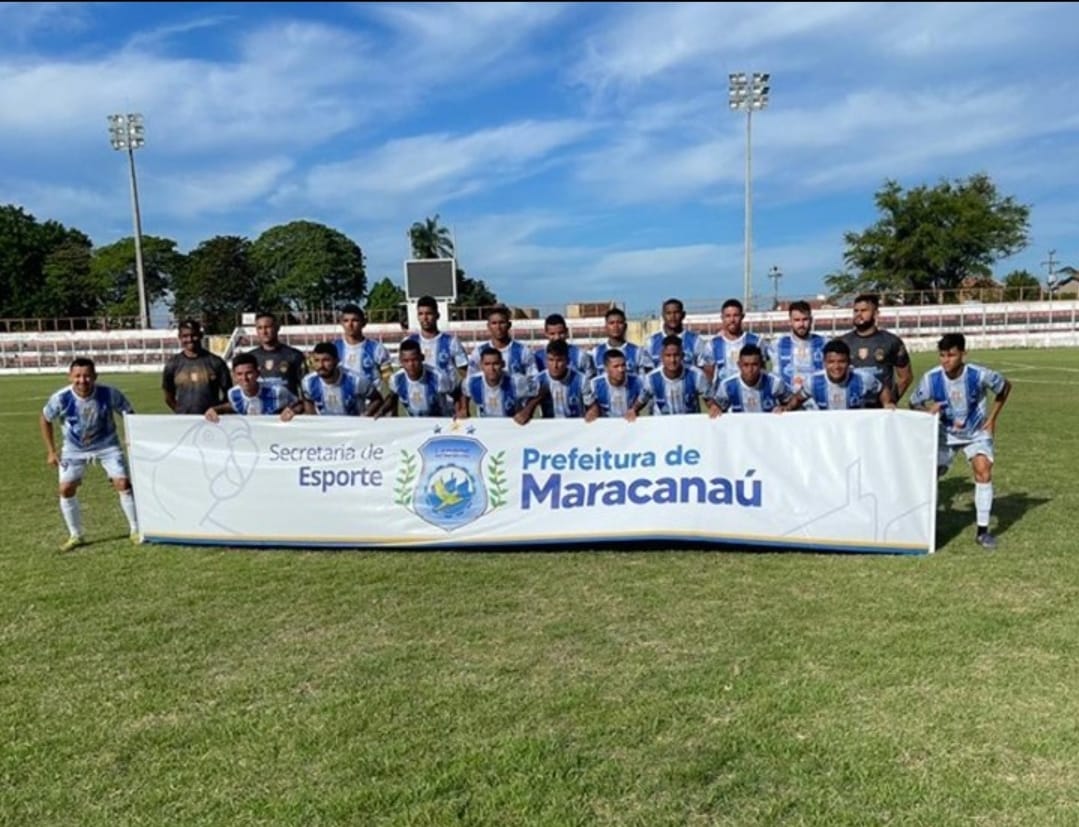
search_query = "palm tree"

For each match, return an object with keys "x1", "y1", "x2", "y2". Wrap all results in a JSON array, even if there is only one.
[{"x1": 409, "y1": 215, "x2": 454, "y2": 260}]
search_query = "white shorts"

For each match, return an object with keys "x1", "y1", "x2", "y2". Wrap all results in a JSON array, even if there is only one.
[
  {"x1": 59, "y1": 446, "x2": 129, "y2": 485},
  {"x1": 938, "y1": 435, "x2": 994, "y2": 472}
]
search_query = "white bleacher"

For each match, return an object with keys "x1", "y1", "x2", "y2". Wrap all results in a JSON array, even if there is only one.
[
  {"x1": 0, "y1": 329, "x2": 178, "y2": 374},
  {"x1": 2, "y1": 300, "x2": 1075, "y2": 375},
  {"x1": 682, "y1": 300, "x2": 1079, "y2": 351}
]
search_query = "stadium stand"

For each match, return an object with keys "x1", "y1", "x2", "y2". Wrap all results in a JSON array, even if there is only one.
[{"x1": 2, "y1": 300, "x2": 1076, "y2": 375}]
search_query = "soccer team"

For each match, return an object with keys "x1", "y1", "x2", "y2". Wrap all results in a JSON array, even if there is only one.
[{"x1": 39, "y1": 294, "x2": 1011, "y2": 551}]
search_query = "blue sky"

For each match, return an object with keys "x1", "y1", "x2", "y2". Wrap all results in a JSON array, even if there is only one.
[{"x1": 2, "y1": 2, "x2": 1077, "y2": 317}]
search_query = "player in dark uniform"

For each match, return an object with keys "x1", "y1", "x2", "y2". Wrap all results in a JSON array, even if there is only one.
[
  {"x1": 162, "y1": 319, "x2": 231, "y2": 414},
  {"x1": 251, "y1": 311, "x2": 307, "y2": 395},
  {"x1": 839, "y1": 293, "x2": 913, "y2": 408}
]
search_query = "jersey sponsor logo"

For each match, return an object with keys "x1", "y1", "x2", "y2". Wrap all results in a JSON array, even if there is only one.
[
  {"x1": 264, "y1": 359, "x2": 275, "y2": 371},
  {"x1": 857, "y1": 347, "x2": 869, "y2": 360}
]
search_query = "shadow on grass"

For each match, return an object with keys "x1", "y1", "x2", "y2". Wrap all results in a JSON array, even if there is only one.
[
  {"x1": 59, "y1": 532, "x2": 130, "y2": 554},
  {"x1": 936, "y1": 477, "x2": 1052, "y2": 547}
]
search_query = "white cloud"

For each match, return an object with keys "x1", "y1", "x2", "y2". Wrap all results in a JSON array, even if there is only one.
[
  {"x1": 302, "y1": 119, "x2": 595, "y2": 216},
  {"x1": 148, "y1": 158, "x2": 294, "y2": 218}
]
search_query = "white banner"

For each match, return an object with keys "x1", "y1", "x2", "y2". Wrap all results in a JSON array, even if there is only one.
[{"x1": 126, "y1": 411, "x2": 939, "y2": 554}]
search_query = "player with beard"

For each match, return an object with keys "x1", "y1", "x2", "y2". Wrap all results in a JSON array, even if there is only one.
[
  {"x1": 771, "y1": 301, "x2": 826, "y2": 397},
  {"x1": 708, "y1": 298, "x2": 772, "y2": 384},
  {"x1": 300, "y1": 342, "x2": 383, "y2": 416},
  {"x1": 839, "y1": 293, "x2": 913, "y2": 408}
]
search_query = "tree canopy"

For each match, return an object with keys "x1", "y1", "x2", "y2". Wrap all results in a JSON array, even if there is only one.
[
  {"x1": 409, "y1": 214, "x2": 454, "y2": 260},
  {"x1": 173, "y1": 235, "x2": 262, "y2": 333},
  {"x1": 825, "y1": 174, "x2": 1031, "y2": 302},
  {"x1": 1002, "y1": 269, "x2": 1040, "y2": 302},
  {"x1": 0, "y1": 206, "x2": 96, "y2": 319},
  {"x1": 251, "y1": 220, "x2": 366, "y2": 316},
  {"x1": 91, "y1": 235, "x2": 184, "y2": 319},
  {"x1": 365, "y1": 277, "x2": 406, "y2": 322}
]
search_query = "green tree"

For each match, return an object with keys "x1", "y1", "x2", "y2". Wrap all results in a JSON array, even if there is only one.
[
  {"x1": 455, "y1": 268, "x2": 497, "y2": 308},
  {"x1": 42, "y1": 232, "x2": 100, "y2": 320},
  {"x1": 90, "y1": 236, "x2": 184, "y2": 320},
  {"x1": 1002, "y1": 269, "x2": 1041, "y2": 302},
  {"x1": 173, "y1": 235, "x2": 262, "y2": 333},
  {"x1": 0, "y1": 205, "x2": 46, "y2": 317},
  {"x1": 0, "y1": 205, "x2": 95, "y2": 319},
  {"x1": 251, "y1": 220, "x2": 366, "y2": 316},
  {"x1": 409, "y1": 214, "x2": 454, "y2": 259},
  {"x1": 365, "y1": 277, "x2": 406, "y2": 323},
  {"x1": 825, "y1": 174, "x2": 1031, "y2": 303}
]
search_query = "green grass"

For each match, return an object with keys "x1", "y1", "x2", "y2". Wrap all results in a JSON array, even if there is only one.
[{"x1": 2, "y1": 348, "x2": 1078, "y2": 825}]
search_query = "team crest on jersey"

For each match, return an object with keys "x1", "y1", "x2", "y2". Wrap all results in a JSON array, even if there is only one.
[
  {"x1": 857, "y1": 347, "x2": 869, "y2": 361},
  {"x1": 874, "y1": 348, "x2": 886, "y2": 362},
  {"x1": 395, "y1": 429, "x2": 508, "y2": 531},
  {"x1": 264, "y1": 359, "x2": 275, "y2": 371}
]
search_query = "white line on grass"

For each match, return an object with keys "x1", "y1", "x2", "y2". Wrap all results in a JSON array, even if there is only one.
[{"x1": 998, "y1": 362, "x2": 1079, "y2": 374}]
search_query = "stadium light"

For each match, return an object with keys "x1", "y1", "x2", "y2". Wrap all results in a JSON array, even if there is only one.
[
  {"x1": 768, "y1": 264, "x2": 783, "y2": 310},
  {"x1": 107, "y1": 113, "x2": 149, "y2": 329},
  {"x1": 729, "y1": 72, "x2": 770, "y2": 311}
]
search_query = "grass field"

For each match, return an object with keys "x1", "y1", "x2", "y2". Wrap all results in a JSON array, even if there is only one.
[{"x1": 3, "y1": 347, "x2": 1078, "y2": 825}]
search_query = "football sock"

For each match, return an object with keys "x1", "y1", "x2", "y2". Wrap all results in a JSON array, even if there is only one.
[
  {"x1": 974, "y1": 482, "x2": 993, "y2": 530},
  {"x1": 119, "y1": 489, "x2": 139, "y2": 533},
  {"x1": 60, "y1": 496, "x2": 83, "y2": 538}
]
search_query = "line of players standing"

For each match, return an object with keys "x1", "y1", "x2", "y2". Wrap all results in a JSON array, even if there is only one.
[
  {"x1": 167, "y1": 294, "x2": 913, "y2": 425},
  {"x1": 163, "y1": 293, "x2": 1011, "y2": 549}
]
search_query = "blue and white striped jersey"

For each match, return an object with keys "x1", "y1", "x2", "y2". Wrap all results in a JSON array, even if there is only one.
[
  {"x1": 773, "y1": 333, "x2": 826, "y2": 392},
  {"x1": 227, "y1": 384, "x2": 297, "y2": 415},
  {"x1": 910, "y1": 363, "x2": 1007, "y2": 443},
  {"x1": 591, "y1": 341, "x2": 654, "y2": 378},
  {"x1": 536, "y1": 368, "x2": 589, "y2": 419},
  {"x1": 534, "y1": 343, "x2": 595, "y2": 380},
  {"x1": 588, "y1": 374, "x2": 646, "y2": 418},
  {"x1": 42, "y1": 385, "x2": 133, "y2": 453},
  {"x1": 641, "y1": 366, "x2": 711, "y2": 415},
  {"x1": 301, "y1": 367, "x2": 378, "y2": 416},
  {"x1": 334, "y1": 338, "x2": 390, "y2": 386},
  {"x1": 389, "y1": 366, "x2": 456, "y2": 417},
  {"x1": 801, "y1": 369, "x2": 881, "y2": 410},
  {"x1": 463, "y1": 373, "x2": 534, "y2": 417},
  {"x1": 646, "y1": 329, "x2": 714, "y2": 371},
  {"x1": 713, "y1": 373, "x2": 791, "y2": 413},
  {"x1": 467, "y1": 339, "x2": 537, "y2": 381},
  {"x1": 709, "y1": 332, "x2": 773, "y2": 382},
  {"x1": 404, "y1": 331, "x2": 468, "y2": 376}
]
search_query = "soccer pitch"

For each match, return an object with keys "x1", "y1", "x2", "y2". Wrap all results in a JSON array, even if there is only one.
[{"x1": 3, "y1": 348, "x2": 1078, "y2": 825}]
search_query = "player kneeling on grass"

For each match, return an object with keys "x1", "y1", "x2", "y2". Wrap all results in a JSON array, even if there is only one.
[
  {"x1": 39, "y1": 357, "x2": 140, "y2": 551},
  {"x1": 909, "y1": 332, "x2": 1011, "y2": 550},
  {"x1": 205, "y1": 352, "x2": 303, "y2": 421}
]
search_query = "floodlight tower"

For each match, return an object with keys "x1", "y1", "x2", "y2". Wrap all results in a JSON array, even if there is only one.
[
  {"x1": 729, "y1": 72, "x2": 770, "y2": 311},
  {"x1": 107, "y1": 113, "x2": 149, "y2": 329}
]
